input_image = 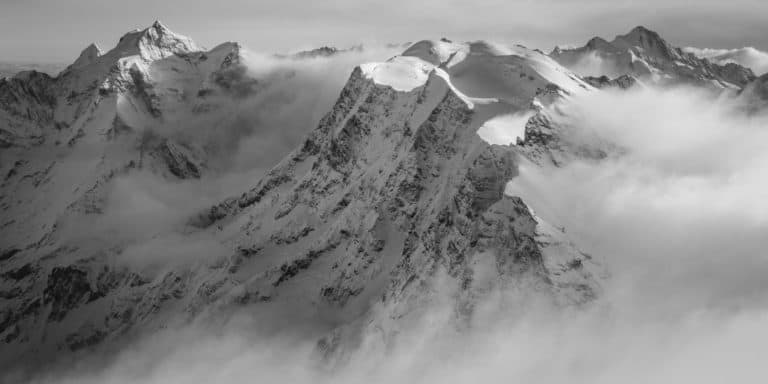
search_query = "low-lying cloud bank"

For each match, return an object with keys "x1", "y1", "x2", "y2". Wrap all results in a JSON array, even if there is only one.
[
  {"x1": 511, "y1": 85, "x2": 768, "y2": 314},
  {"x1": 16, "y1": 65, "x2": 768, "y2": 383}
]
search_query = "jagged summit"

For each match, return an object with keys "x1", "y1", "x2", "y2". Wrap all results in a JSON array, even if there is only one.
[
  {"x1": 611, "y1": 25, "x2": 675, "y2": 60},
  {"x1": 618, "y1": 25, "x2": 665, "y2": 43},
  {"x1": 108, "y1": 20, "x2": 201, "y2": 61},
  {"x1": 551, "y1": 25, "x2": 755, "y2": 88},
  {"x1": 0, "y1": 20, "x2": 252, "y2": 151},
  {"x1": 55, "y1": 21, "x2": 203, "y2": 83},
  {"x1": 64, "y1": 43, "x2": 102, "y2": 72}
]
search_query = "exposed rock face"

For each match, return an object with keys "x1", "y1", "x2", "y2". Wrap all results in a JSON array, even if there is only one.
[
  {"x1": 0, "y1": 22, "x2": 264, "y2": 253},
  {"x1": 290, "y1": 46, "x2": 340, "y2": 59},
  {"x1": 551, "y1": 26, "x2": 756, "y2": 88},
  {"x1": 106, "y1": 20, "x2": 201, "y2": 62},
  {"x1": 190, "y1": 43, "x2": 602, "y2": 360},
  {"x1": 583, "y1": 74, "x2": 638, "y2": 89},
  {"x1": 0, "y1": 32, "x2": 604, "y2": 370},
  {"x1": 0, "y1": 23, "x2": 266, "y2": 367},
  {"x1": 0, "y1": 71, "x2": 57, "y2": 147}
]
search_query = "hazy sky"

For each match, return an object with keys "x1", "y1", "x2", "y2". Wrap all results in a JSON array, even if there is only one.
[{"x1": 1, "y1": 0, "x2": 767, "y2": 62}]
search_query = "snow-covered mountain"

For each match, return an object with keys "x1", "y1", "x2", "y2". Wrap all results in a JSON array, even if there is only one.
[
  {"x1": 1, "y1": 23, "x2": 763, "y2": 375},
  {"x1": 0, "y1": 21, "x2": 264, "y2": 260},
  {"x1": 551, "y1": 26, "x2": 756, "y2": 89},
  {"x1": 191, "y1": 39, "x2": 605, "y2": 363}
]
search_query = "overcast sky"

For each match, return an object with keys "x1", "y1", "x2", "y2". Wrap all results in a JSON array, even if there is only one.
[{"x1": 1, "y1": 0, "x2": 767, "y2": 62}]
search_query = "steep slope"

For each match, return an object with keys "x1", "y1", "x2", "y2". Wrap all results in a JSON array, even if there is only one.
[
  {"x1": 0, "y1": 22, "x2": 269, "y2": 367},
  {"x1": 0, "y1": 70, "x2": 57, "y2": 147},
  {"x1": 193, "y1": 40, "x2": 602, "y2": 360},
  {"x1": 0, "y1": 21, "x2": 257, "y2": 252},
  {"x1": 551, "y1": 26, "x2": 755, "y2": 89},
  {"x1": 0, "y1": 37, "x2": 602, "y2": 370}
]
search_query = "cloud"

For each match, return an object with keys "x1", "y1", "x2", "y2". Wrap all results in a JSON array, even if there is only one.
[
  {"x1": 684, "y1": 46, "x2": 768, "y2": 75},
  {"x1": 510, "y1": 85, "x2": 768, "y2": 311},
  {"x1": 13, "y1": 57, "x2": 768, "y2": 384}
]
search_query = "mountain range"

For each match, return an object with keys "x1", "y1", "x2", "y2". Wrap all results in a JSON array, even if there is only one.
[{"x1": 1, "y1": 21, "x2": 766, "y2": 376}]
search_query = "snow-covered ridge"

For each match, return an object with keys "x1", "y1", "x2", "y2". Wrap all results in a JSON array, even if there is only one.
[
  {"x1": 0, "y1": 21, "x2": 247, "y2": 147},
  {"x1": 0, "y1": 21, "x2": 270, "y2": 367},
  {"x1": 60, "y1": 20, "x2": 201, "y2": 77},
  {"x1": 360, "y1": 56, "x2": 433, "y2": 92},
  {"x1": 101, "y1": 20, "x2": 201, "y2": 63},
  {"x1": 54, "y1": 20, "x2": 206, "y2": 98},
  {"x1": 359, "y1": 39, "x2": 591, "y2": 108},
  {"x1": 9, "y1": 22, "x2": 766, "y2": 374}
]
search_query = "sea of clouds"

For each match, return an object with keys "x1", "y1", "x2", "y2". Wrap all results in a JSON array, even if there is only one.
[{"x1": 9, "y1": 44, "x2": 768, "y2": 384}]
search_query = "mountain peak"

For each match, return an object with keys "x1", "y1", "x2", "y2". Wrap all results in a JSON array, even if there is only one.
[
  {"x1": 618, "y1": 25, "x2": 663, "y2": 41},
  {"x1": 77, "y1": 43, "x2": 102, "y2": 62},
  {"x1": 613, "y1": 25, "x2": 671, "y2": 54},
  {"x1": 109, "y1": 21, "x2": 201, "y2": 61},
  {"x1": 551, "y1": 25, "x2": 755, "y2": 88}
]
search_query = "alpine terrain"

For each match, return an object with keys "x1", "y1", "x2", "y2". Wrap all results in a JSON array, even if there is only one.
[{"x1": 1, "y1": 21, "x2": 766, "y2": 381}]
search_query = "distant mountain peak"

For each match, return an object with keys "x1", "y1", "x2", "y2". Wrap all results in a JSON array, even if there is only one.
[{"x1": 551, "y1": 25, "x2": 755, "y2": 88}]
